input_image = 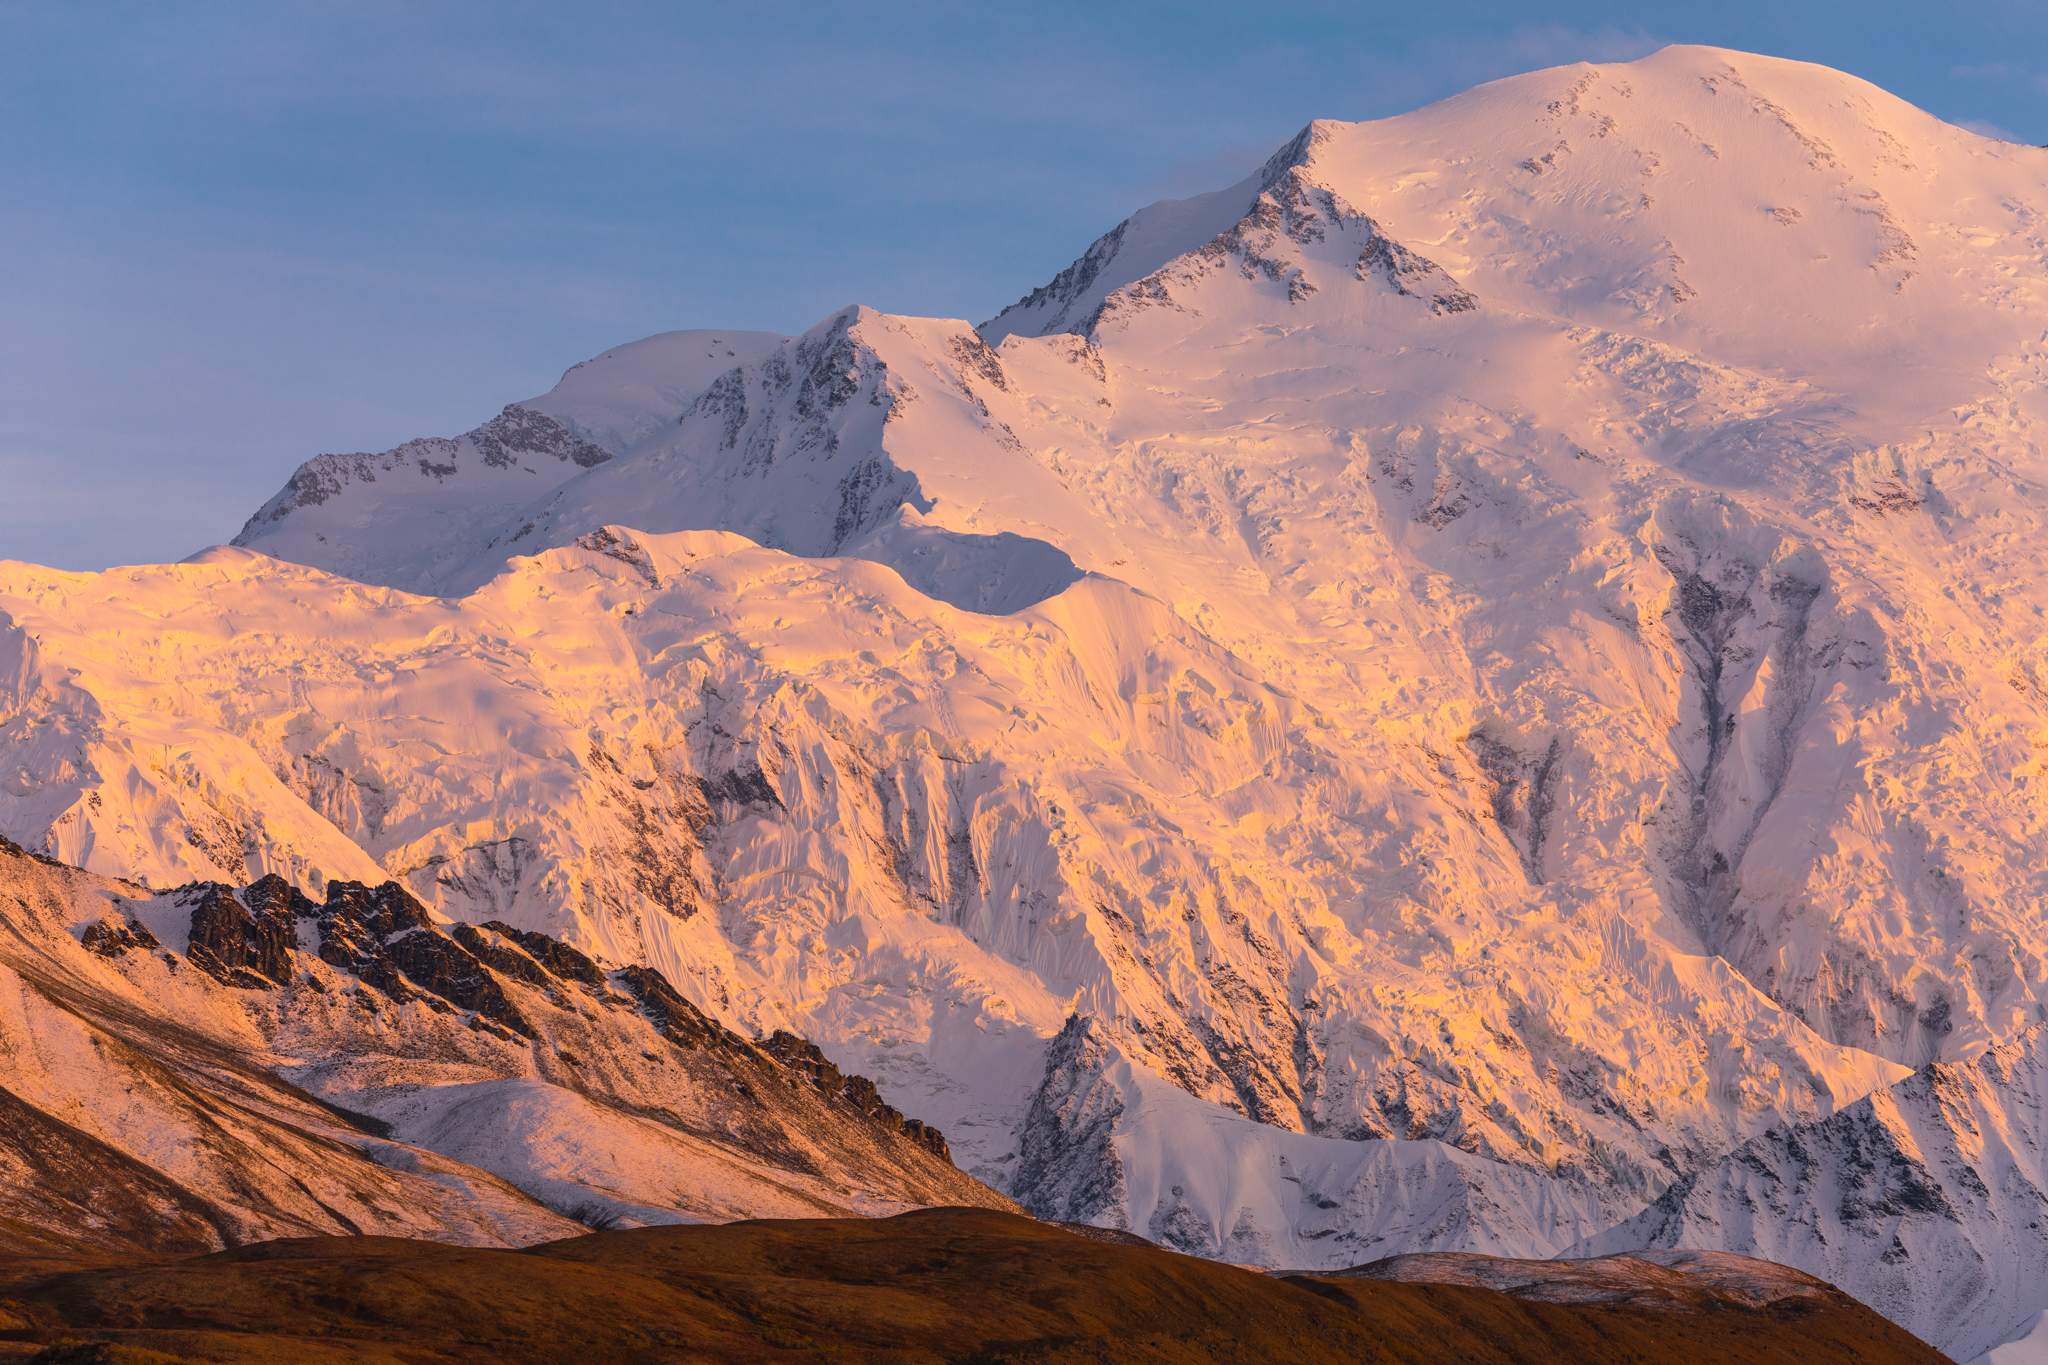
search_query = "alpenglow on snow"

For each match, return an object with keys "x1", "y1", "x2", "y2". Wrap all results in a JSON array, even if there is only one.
[{"x1": 5, "y1": 44, "x2": 2048, "y2": 1363}]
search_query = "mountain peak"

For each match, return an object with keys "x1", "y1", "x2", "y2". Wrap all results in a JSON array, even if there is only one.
[{"x1": 14, "y1": 46, "x2": 2048, "y2": 1361}]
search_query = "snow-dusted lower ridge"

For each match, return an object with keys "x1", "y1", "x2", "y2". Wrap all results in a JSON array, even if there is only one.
[
  {"x1": 1012, "y1": 1015, "x2": 1615, "y2": 1267},
  {"x1": 1327, "y1": 1246, "x2": 1835, "y2": 1310},
  {"x1": 1574, "y1": 1022, "x2": 2048, "y2": 1360},
  {"x1": 6, "y1": 37, "x2": 2048, "y2": 1357},
  {"x1": 0, "y1": 835, "x2": 1005, "y2": 1254}
]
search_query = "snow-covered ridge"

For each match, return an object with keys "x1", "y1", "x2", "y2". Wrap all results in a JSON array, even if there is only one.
[
  {"x1": 234, "y1": 404, "x2": 609, "y2": 533},
  {"x1": 979, "y1": 120, "x2": 1342, "y2": 343},
  {"x1": 231, "y1": 328, "x2": 786, "y2": 592},
  {"x1": 981, "y1": 122, "x2": 1474, "y2": 342},
  {"x1": 524, "y1": 328, "x2": 789, "y2": 453},
  {"x1": 416, "y1": 308, "x2": 1096, "y2": 610},
  {"x1": 1331, "y1": 1247, "x2": 1832, "y2": 1311}
]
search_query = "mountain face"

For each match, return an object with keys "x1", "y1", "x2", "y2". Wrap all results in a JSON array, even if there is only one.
[{"x1": 9, "y1": 41, "x2": 2048, "y2": 1357}]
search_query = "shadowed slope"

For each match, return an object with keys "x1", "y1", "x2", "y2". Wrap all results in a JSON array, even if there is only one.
[{"x1": 0, "y1": 1208, "x2": 1946, "y2": 1364}]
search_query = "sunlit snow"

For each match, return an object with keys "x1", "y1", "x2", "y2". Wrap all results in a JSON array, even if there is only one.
[{"x1": 7, "y1": 43, "x2": 2048, "y2": 1358}]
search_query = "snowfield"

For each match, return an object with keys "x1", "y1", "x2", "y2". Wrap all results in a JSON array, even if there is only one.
[{"x1": 6, "y1": 42, "x2": 2048, "y2": 1358}]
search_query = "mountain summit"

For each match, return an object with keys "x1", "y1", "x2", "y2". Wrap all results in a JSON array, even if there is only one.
[{"x1": 7, "y1": 45, "x2": 2048, "y2": 1360}]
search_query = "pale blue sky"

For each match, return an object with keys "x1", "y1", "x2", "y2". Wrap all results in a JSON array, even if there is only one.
[{"x1": 4, "y1": 1, "x2": 2044, "y2": 569}]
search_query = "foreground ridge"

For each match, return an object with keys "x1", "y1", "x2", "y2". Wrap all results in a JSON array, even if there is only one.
[{"x1": 0, "y1": 1209, "x2": 1946, "y2": 1364}]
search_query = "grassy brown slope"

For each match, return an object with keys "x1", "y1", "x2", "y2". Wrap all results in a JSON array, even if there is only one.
[{"x1": 0, "y1": 1208, "x2": 1946, "y2": 1364}]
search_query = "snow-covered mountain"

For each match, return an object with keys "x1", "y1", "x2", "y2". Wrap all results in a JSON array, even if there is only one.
[
  {"x1": 11, "y1": 42, "x2": 2048, "y2": 1357},
  {"x1": 231, "y1": 329, "x2": 785, "y2": 590}
]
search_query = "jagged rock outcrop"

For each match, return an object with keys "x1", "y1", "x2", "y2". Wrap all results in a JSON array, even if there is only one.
[
  {"x1": 308, "y1": 878, "x2": 537, "y2": 1037},
  {"x1": 765, "y1": 1030, "x2": 952, "y2": 1160},
  {"x1": 1010, "y1": 1015, "x2": 1130, "y2": 1226},
  {"x1": 184, "y1": 882, "x2": 297, "y2": 987}
]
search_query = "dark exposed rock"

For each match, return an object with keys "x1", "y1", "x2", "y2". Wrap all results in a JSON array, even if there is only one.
[
  {"x1": 315, "y1": 881, "x2": 532, "y2": 1036},
  {"x1": 79, "y1": 919, "x2": 159, "y2": 959},
  {"x1": 588, "y1": 992, "x2": 957, "y2": 1162},
  {"x1": 765, "y1": 1030, "x2": 953, "y2": 1161},
  {"x1": 481, "y1": 921, "x2": 605, "y2": 986},
  {"x1": 898, "y1": 1119, "x2": 949, "y2": 1162},
  {"x1": 614, "y1": 964, "x2": 725, "y2": 1050},
  {"x1": 695, "y1": 369, "x2": 750, "y2": 448},
  {"x1": 766, "y1": 1029, "x2": 845, "y2": 1092},
  {"x1": 1011, "y1": 1014, "x2": 1130, "y2": 1226},
  {"x1": 1848, "y1": 478, "x2": 1921, "y2": 515},
  {"x1": 449, "y1": 921, "x2": 599, "y2": 1002},
  {"x1": 186, "y1": 884, "x2": 294, "y2": 988},
  {"x1": 948, "y1": 333, "x2": 1009, "y2": 392},
  {"x1": 244, "y1": 872, "x2": 321, "y2": 921},
  {"x1": 385, "y1": 928, "x2": 533, "y2": 1038},
  {"x1": 1463, "y1": 731, "x2": 1566, "y2": 885},
  {"x1": 793, "y1": 316, "x2": 868, "y2": 422},
  {"x1": 1356, "y1": 227, "x2": 1479, "y2": 314},
  {"x1": 452, "y1": 923, "x2": 555, "y2": 989},
  {"x1": 471, "y1": 404, "x2": 612, "y2": 470},
  {"x1": 1652, "y1": 543, "x2": 1825, "y2": 970},
  {"x1": 322, "y1": 880, "x2": 434, "y2": 940},
  {"x1": 829, "y1": 455, "x2": 921, "y2": 552},
  {"x1": 316, "y1": 881, "x2": 428, "y2": 976},
  {"x1": 698, "y1": 765, "x2": 782, "y2": 810},
  {"x1": 573, "y1": 527, "x2": 659, "y2": 587},
  {"x1": 984, "y1": 220, "x2": 1129, "y2": 335}
]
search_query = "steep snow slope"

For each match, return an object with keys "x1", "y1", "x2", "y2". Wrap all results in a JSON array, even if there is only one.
[
  {"x1": 1975, "y1": 1316, "x2": 2048, "y2": 1365},
  {"x1": 230, "y1": 329, "x2": 784, "y2": 590},
  {"x1": 9, "y1": 40, "x2": 2048, "y2": 1327}
]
